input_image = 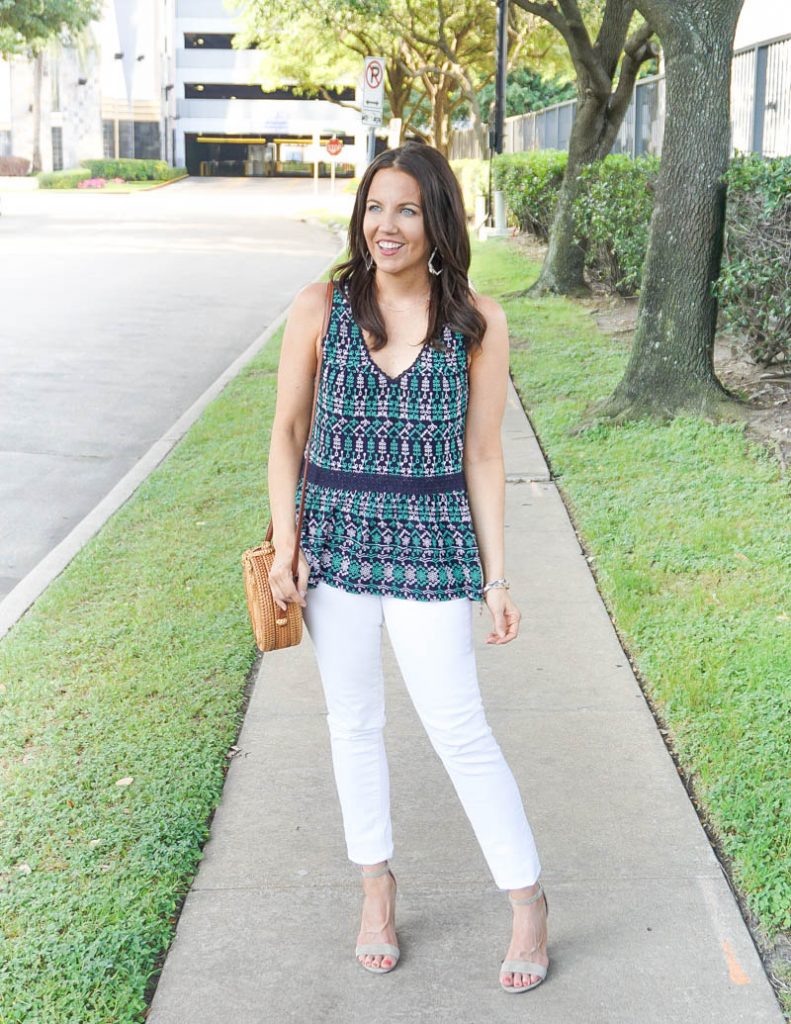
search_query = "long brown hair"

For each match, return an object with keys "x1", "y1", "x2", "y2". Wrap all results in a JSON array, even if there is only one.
[{"x1": 332, "y1": 142, "x2": 487, "y2": 352}]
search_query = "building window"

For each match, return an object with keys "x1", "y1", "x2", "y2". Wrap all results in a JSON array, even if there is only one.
[
  {"x1": 0, "y1": 130, "x2": 12, "y2": 157},
  {"x1": 51, "y1": 126, "x2": 63, "y2": 170},
  {"x1": 184, "y1": 32, "x2": 236, "y2": 48},
  {"x1": 184, "y1": 82, "x2": 355, "y2": 102},
  {"x1": 134, "y1": 122, "x2": 161, "y2": 159},
  {"x1": 119, "y1": 120, "x2": 134, "y2": 158},
  {"x1": 102, "y1": 120, "x2": 115, "y2": 158}
]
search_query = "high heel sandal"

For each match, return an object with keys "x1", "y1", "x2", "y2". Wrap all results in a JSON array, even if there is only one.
[
  {"x1": 499, "y1": 880, "x2": 549, "y2": 993},
  {"x1": 355, "y1": 863, "x2": 400, "y2": 974}
]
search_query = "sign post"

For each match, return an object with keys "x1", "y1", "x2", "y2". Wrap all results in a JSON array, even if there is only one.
[
  {"x1": 326, "y1": 136, "x2": 343, "y2": 195},
  {"x1": 312, "y1": 128, "x2": 320, "y2": 194},
  {"x1": 362, "y1": 56, "x2": 384, "y2": 168}
]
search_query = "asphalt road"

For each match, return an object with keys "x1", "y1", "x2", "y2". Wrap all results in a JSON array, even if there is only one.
[{"x1": 0, "y1": 177, "x2": 347, "y2": 602}]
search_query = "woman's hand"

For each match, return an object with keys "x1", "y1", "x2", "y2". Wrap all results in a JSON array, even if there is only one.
[
  {"x1": 268, "y1": 548, "x2": 310, "y2": 612},
  {"x1": 484, "y1": 587, "x2": 521, "y2": 644}
]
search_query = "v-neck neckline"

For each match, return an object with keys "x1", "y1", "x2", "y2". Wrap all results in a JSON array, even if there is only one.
[{"x1": 359, "y1": 330, "x2": 430, "y2": 383}]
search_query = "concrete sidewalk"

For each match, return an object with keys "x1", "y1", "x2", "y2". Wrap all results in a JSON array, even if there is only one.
[{"x1": 147, "y1": 382, "x2": 783, "y2": 1024}]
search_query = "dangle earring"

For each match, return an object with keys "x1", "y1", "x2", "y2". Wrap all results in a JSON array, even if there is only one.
[
  {"x1": 428, "y1": 247, "x2": 443, "y2": 276},
  {"x1": 363, "y1": 250, "x2": 374, "y2": 271}
]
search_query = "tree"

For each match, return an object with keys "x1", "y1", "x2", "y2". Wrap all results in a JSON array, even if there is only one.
[
  {"x1": 238, "y1": 0, "x2": 544, "y2": 155},
  {"x1": 477, "y1": 67, "x2": 576, "y2": 118},
  {"x1": 0, "y1": 0, "x2": 98, "y2": 53},
  {"x1": 511, "y1": 0, "x2": 658, "y2": 294},
  {"x1": 598, "y1": 0, "x2": 746, "y2": 419},
  {"x1": 234, "y1": 4, "x2": 430, "y2": 142},
  {"x1": 1, "y1": 0, "x2": 99, "y2": 172}
]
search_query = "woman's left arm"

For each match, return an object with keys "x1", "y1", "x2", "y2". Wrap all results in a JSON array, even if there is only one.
[{"x1": 463, "y1": 295, "x2": 521, "y2": 645}]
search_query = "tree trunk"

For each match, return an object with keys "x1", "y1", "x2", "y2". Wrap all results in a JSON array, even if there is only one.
[
  {"x1": 530, "y1": 90, "x2": 612, "y2": 296},
  {"x1": 600, "y1": 4, "x2": 744, "y2": 419},
  {"x1": 31, "y1": 50, "x2": 44, "y2": 174}
]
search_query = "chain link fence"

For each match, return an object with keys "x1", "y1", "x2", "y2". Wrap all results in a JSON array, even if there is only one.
[{"x1": 451, "y1": 33, "x2": 791, "y2": 161}]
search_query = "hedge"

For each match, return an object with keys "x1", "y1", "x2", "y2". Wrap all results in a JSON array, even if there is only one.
[
  {"x1": 453, "y1": 150, "x2": 791, "y2": 363},
  {"x1": 452, "y1": 158, "x2": 490, "y2": 218},
  {"x1": 575, "y1": 154, "x2": 659, "y2": 295},
  {"x1": 715, "y1": 154, "x2": 791, "y2": 365},
  {"x1": 493, "y1": 150, "x2": 567, "y2": 240},
  {"x1": 37, "y1": 168, "x2": 92, "y2": 189},
  {"x1": 79, "y1": 159, "x2": 187, "y2": 181}
]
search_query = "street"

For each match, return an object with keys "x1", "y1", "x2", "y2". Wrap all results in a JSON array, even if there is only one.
[{"x1": 0, "y1": 177, "x2": 348, "y2": 602}]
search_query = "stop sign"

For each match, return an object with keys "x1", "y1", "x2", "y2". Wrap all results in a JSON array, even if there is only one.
[{"x1": 326, "y1": 137, "x2": 344, "y2": 157}]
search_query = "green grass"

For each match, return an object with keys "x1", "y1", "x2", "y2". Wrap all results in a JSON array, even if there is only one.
[
  {"x1": 473, "y1": 239, "x2": 791, "y2": 945},
  {"x1": 1, "y1": 235, "x2": 788, "y2": 1020},
  {"x1": 0, "y1": 336, "x2": 284, "y2": 1020}
]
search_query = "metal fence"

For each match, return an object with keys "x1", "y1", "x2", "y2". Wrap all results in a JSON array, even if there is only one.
[{"x1": 451, "y1": 32, "x2": 791, "y2": 161}]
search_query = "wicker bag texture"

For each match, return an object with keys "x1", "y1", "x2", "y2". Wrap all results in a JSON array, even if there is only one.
[
  {"x1": 242, "y1": 282, "x2": 332, "y2": 653},
  {"x1": 242, "y1": 538, "x2": 303, "y2": 650}
]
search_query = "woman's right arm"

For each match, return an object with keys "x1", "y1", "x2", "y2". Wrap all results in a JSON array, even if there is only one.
[{"x1": 266, "y1": 281, "x2": 327, "y2": 611}]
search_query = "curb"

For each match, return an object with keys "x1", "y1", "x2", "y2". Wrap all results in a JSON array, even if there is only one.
[{"x1": 0, "y1": 246, "x2": 344, "y2": 643}]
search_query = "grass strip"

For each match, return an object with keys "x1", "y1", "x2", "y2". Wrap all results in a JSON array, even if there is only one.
[
  {"x1": 471, "y1": 239, "x2": 790, "y2": 948},
  {"x1": 0, "y1": 331, "x2": 284, "y2": 1021}
]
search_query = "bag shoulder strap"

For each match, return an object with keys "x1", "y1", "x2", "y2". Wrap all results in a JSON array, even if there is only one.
[{"x1": 265, "y1": 280, "x2": 334, "y2": 582}]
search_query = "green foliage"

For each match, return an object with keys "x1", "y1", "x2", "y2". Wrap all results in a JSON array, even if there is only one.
[
  {"x1": 450, "y1": 158, "x2": 490, "y2": 216},
  {"x1": 715, "y1": 153, "x2": 791, "y2": 365},
  {"x1": 477, "y1": 67, "x2": 576, "y2": 120},
  {"x1": 0, "y1": 0, "x2": 100, "y2": 52},
  {"x1": 574, "y1": 154, "x2": 659, "y2": 295},
  {"x1": 493, "y1": 149, "x2": 567, "y2": 238},
  {"x1": 37, "y1": 168, "x2": 91, "y2": 189},
  {"x1": 79, "y1": 158, "x2": 181, "y2": 181},
  {"x1": 238, "y1": 0, "x2": 549, "y2": 151}
]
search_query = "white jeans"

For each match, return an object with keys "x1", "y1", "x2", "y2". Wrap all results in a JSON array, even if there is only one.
[{"x1": 302, "y1": 580, "x2": 542, "y2": 890}]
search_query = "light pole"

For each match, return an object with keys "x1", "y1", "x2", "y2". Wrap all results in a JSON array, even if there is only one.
[{"x1": 488, "y1": 0, "x2": 508, "y2": 228}]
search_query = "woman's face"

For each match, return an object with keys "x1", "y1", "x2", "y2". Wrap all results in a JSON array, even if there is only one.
[{"x1": 362, "y1": 168, "x2": 431, "y2": 277}]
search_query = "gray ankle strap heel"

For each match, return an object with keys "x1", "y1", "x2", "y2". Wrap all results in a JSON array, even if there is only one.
[
  {"x1": 356, "y1": 863, "x2": 400, "y2": 974},
  {"x1": 500, "y1": 879, "x2": 549, "y2": 993}
]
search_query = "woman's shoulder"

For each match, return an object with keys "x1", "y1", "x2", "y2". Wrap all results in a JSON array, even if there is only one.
[
  {"x1": 469, "y1": 290, "x2": 506, "y2": 325},
  {"x1": 470, "y1": 291, "x2": 507, "y2": 331},
  {"x1": 290, "y1": 280, "x2": 333, "y2": 319}
]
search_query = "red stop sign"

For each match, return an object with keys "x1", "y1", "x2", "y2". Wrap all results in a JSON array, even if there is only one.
[{"x1": 326, "y1": 137, "x2": 344, "y2": 157}]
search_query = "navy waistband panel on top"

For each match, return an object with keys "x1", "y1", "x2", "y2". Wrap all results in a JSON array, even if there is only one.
[{"x1": 305, "y1": 461, "x2": 467, "y2": 495}]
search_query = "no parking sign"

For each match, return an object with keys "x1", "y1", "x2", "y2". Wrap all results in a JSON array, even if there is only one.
[{"x1": 362, "y1": 57, "x2": 384, "y2": 126}]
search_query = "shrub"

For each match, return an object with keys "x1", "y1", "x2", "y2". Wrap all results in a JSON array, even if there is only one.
[
  {"x1": 0, "y1": 155, "x2": 30, "y2": 176},
  {"x1": 492, "y1": 150, "x2": 567, "y2": 238},
  {"x1": 574, "y1": 154, "x2": 659, "y2": 295},
  {"x1": 37, "y1": 168, "x2": 91, "y2": 189},
  {"x1": 159, "y1": 165, "x2": 188, "y2": 180},
  {"x1": 79, "y1": 158, "x2": 186, "y2": 181},
  {"x1": 716, "y1": 153, "x2": 791, "y2": 365},
  {"x1": 450, "y1": 158, "x2": 489, "y2": 218}
]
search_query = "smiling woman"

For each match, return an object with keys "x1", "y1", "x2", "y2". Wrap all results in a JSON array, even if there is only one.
[{"x1": 264, "y1": 141, "x2": 551, "y2": 993}]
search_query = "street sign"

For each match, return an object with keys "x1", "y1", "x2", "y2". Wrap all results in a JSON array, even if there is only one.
[
  {"x1": 362, "y1": 56, "x2": 384, "y2": 127},
  {"x1": 326, "y1": 137, "x2": 344, "y2": 157}
]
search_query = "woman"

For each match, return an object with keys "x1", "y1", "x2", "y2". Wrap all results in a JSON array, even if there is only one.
[{"x1": 266, "y1": 142, "x2": 549, "y2": 993}]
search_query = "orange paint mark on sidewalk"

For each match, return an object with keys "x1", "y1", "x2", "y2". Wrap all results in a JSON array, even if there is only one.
[{"x1": 722, "y1": 940, "x2": 751, "y2": 984}]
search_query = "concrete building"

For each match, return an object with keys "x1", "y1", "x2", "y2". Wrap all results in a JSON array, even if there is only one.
[
  {"x1": 174, "y1": 0, "x2": 360, "y2": 176},
  {"x1": 0, "y1": 0, "x2": 364, "y2": 176}
]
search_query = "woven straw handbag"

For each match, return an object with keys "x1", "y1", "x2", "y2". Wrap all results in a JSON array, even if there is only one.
[{"x1": 242, "y1": 282, "x2": 333, "y2": 652}]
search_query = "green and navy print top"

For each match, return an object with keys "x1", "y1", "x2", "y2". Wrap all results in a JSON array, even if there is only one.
[{"x1": 295, "y1": 283, "x2": 484, "y2": 602}]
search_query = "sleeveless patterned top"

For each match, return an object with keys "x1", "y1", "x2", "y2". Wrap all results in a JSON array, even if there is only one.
[{"x1": 295, "y1": 284, "x2": 484, "y2": 602}]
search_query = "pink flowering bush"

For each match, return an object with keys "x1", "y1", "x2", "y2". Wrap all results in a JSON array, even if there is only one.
[{"x1": 77, "y1": 177, "x2": 108, "y2": 189}]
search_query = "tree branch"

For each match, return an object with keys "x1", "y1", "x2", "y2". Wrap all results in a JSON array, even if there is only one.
[{"x1": 510, "y1": 0, "x2": 569, "y2": 41}]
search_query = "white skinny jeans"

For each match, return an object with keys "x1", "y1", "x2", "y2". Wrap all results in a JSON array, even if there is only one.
[{"x1": 302, "y1": 580, "x2": 542, "y2": 890}]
